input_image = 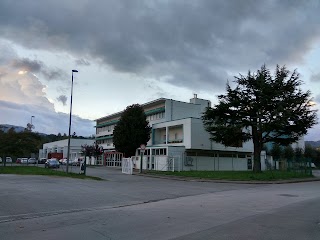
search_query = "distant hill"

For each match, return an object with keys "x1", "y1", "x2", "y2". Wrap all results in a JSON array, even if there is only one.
[
  {"x1": 305, "y1": 141, "x2": 320, "y2": 148},
  {"x1": 0, "y1": 124, "x2": 26, "y2": 133}
]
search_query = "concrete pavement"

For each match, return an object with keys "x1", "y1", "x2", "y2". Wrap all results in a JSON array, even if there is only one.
[{"x1": 0, "y1": 167, "x2": 320, "y2": 239}]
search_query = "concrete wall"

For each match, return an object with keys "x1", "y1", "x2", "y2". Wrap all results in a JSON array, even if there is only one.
[
  {"x1": 181, "y1": 155, "x2": 248, "y2": 171},
  {"x1": 40, "y1": 139, "x2": 95, "y2": 159},
  {"x1": 190, "y1": 118, "x2": 254, "y2": 153},
  {"x1": 164, "y1": 98, "x2": 210, "y2": 122}
]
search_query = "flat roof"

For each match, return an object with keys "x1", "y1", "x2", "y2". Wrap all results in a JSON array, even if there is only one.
[{"x1": 95, "y1": 98, "x2": 167, "y2": 121}]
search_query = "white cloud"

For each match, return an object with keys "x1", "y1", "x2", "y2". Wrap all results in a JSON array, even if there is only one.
[{"x1": 0, "y1": 42, "x2": 94, "y2": 136}]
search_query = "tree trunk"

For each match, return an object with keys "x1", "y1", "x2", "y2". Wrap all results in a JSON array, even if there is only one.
[
  {"x1": 252, "y1": 126, "x2": 262, "y2": 173},
  {"x1": 253, "y1": 142, "x2": 262, "y2": 172}
]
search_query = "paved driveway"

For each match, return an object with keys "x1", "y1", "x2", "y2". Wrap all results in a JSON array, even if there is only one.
[{"x1": 0, "y1": 166, "x2": 320, "y2": 240}]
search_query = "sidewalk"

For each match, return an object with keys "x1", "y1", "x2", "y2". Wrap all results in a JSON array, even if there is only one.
[
  {"x1": 134, "y1": 170, "x2": 320, "y2": 184},
  {"x1": 58, "y1": 165, "x2": 320, "y2": 184}
]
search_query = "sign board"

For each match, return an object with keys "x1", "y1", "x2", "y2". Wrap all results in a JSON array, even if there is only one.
[{"x1": 140, "y1": 144, "x2": 146, "y2": 153}]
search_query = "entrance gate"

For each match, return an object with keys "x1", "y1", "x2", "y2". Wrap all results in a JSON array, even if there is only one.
[{"x1": 104, "y1": 152, "x2": 123, "y2": 167}]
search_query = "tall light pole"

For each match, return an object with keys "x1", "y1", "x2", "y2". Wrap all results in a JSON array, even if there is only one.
[
  {"x1": 66, "y1": 69, "x2": 78, "y2": 173},
  {"x1": 28, "y1": 115, "x2": 35, "y2": 131},
  {"x1": 31, "y1": 116, "x2": 35, "y2": 130}
]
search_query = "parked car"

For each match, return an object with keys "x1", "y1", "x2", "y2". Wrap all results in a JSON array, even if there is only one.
[
  {"x1": 38, "y1": 158, "x2": 47, "y2": 164},
  {"x1": 60, "y1": 158, "x2": 77, "y2": 165},
  {"x1": 20, "y1": 158, "x2": 29, "y2": 164},
  {"x1": 28, "y1": 158, "x2": 36, "y2": 164},
  {"x1": 16, "y1": 158, "x2": 22, "y2": 163},
  {"x1": 6, "y1": 157, "x2": 12, "y2": 163},
  {"x1": 0, "y1": 157, "x2": 2, "y2": 163},
  {"x1": 45, "y1": 159, "x2": 60, "y2": 168},
  {"x1": 71, "y1": 158, "x2": 81, "y2": 166},
  {"x1": 59, "y1": 158, "x2": 67, "y2": 165}
]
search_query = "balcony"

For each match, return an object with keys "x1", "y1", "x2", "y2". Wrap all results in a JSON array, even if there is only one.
[
  {"x1": 153, "y1": 124, "x2": 183, "y2": 145},
  {"x1": 167, "y1": 139, "x2": 183, "y2": 143}
]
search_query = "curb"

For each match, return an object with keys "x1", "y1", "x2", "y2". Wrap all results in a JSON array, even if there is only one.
[{"x1": 133, "y1": 172, "x2": 320, "y2": 184}]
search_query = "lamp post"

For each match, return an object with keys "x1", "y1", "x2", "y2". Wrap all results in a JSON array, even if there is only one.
[
  {"x1": 139, "y1": 144, "x2": 146, "y2": 173},
  {"x1": 29, "y1": 116, "x2": 35, "y2": 131},
  {"x1": 31, "y1": 116, "x2": 35, "y2": 127},
  {"x1": 66, "y1": 69, "x2": 78, "y2": 173}
]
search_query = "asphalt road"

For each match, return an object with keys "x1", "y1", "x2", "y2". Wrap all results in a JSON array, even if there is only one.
[{"x1": 0, "y1": 167, "x2": 319, "y2": 240}]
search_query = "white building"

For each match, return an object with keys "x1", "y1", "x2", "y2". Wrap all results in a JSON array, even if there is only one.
[
  {"x1": 96, "y1": 95, "x2": 256, "y2": 171},
  {"x1": 39, "y1": 139, "x2": 95, "y2": 161}
]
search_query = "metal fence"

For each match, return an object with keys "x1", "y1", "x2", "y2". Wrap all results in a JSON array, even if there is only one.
[{"x1": 274, "y1": 158, "x2": 312, "y2": 175}]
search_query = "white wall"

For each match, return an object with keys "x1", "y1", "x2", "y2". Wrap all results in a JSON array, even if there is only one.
[
  {"x1": 165, "y1": 99, "x2": 209, "y2": 122},
  {"x1": 41, "y1": 139, "x2": 95, "y2": 159},
  {"x1": 179, "y1": 155, "x2": 248, "y2": 171}
]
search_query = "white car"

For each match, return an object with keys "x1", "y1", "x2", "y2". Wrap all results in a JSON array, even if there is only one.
[
  {"x1": 28, "y1": 158, "x2": 37, "y2": 164},
  {"x1": 21, "y1": 158, "x2": 29, "y2": 164},
  {"x1": 6, "y1": 157, "x2": 12, "y2": 163}
]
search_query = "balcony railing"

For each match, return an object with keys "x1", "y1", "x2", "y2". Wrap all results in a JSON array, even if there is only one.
[{"x1": 154, "y1": 139, "x2": 183, "y2": 145}]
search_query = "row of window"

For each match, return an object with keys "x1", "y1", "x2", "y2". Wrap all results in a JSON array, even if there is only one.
[
  {"x1": 96, "y1": 138, "x2": 113, "y2": 145},
  {"x1": 186, "y1": 152, "x2": 249, "y2": 158},
  {"x1": 138, "y1": 148, "x2": 167, "y2": 156},
  {"x1": 146, "y1": 112, "x2": 165, "y2": 121},
  {"x1": 96, "y1": 125, "x2": 115, "y2": 134},
  {"x1": 97, "y1": 112, "x2": 165, "y2": 134}
]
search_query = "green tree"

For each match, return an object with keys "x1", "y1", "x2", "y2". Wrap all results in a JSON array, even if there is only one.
[
  {"x1": 113, "y1": 104, "x2": 151, "y2": 157},
  {"x1": 283, "y1": 145, "x2": 294, "y2": 160},
  {"x1": 294, "y1": 147, "x2": 304, "y2": 160},
  {"x1": 304, "y1": 144, "x2": 316, "y2": 161},
  {"x1": 203, "y1": 65, "x2": 317, "y2": 172},
  {"x1": 270, "y1": 143, "x2": 282, "y2": 160},
  {"x1": 81, "y1": 143, "x2": 104, "y2": 159}
]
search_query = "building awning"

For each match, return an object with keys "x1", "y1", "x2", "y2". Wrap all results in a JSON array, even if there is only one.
[
  {"x1": 145, "y1": 107, "x2": 165, "y2": 116},
  {"x1": 95, "y1": 120, "x2": 119, "y2": 128},
  {"x1": 96, "y1": 135, "x2": 113, "y2": 141}
]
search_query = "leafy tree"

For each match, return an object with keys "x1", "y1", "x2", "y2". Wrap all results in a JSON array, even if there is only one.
[
  {"x1": 203, "y1": 65, "x2": 317, "y2": 172},
  {"x1": 113, "y1": 104, "x2": 151, "y2": 157},
  {"x1": 81, "y1": 142, "x2": 103, "y2": 174},
  {"x1": 270, "y1": 143, "x2": 282, "y2": 160},
  {"x1": 81, "y1": 143, "x2": 104, "y2": 158},
  {"x1": 294, "y1": 147, "x2": 303, "y2": 160},
  {"x1": 304, "y1": 144, "x2": 317, "y2": 161},
  {"x1": 283, "y1": 146, "x2": 294, "y2": 160}
]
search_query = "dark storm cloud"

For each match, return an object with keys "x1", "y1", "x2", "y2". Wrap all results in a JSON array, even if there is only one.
[
  {"x1": 0, "y1": 0, "x2": 320, "y2": 91},
  {"x1": 56, "y1": 95, "x2": 67, "y2": 106},
  {"x1": 42, "y1": 68, "x2": 68, "y2": 81},
  {"x1": 11, "y1": 58, "x2": 42, "y2": 72},
  {"x1": 75, "y1": 59, "x2": 90, "y2": 66},
  {"x1": 10, "y1": 58, "x2": 67, "y2": 81}
]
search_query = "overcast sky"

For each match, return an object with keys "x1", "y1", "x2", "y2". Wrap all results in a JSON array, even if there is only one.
[{"x1": 0, "y1": 0, "x2": 319, "y2": 140}]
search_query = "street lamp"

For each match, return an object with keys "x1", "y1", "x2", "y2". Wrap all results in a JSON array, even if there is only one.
[
  {"x1": 31, "y1": 116, "x2": 35, "y2": 129},
  {"x1": 28, "y1": 115, "x2": 35, "y2": 131},
  {"x1": 66, "y1": 69, "x2": 78, "y2": 173}
]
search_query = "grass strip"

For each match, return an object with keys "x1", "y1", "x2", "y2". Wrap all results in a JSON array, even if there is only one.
[
  {"x1": 0, "y1": 166, "x2": 103, "y2": 180},
  {"x1": 147, "y1": 170, "x2": 313, "y2": 181}
]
